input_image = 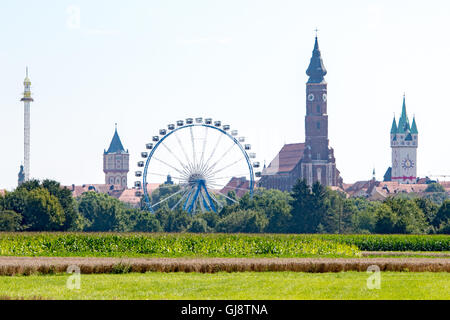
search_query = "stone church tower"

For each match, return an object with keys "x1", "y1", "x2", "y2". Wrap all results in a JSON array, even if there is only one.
[
  {"x1": 300, "y1": 36, "x2": 339, "y2": 186},
  {"x1": 103, "y1": 125, "x2": 129, "y2": 188},
  {"x1": 258, "y1": 35, "x2": 341, "y2": 191},
  {"x1": 390, "y1": 96, "x2": 418, "y2": 184}
]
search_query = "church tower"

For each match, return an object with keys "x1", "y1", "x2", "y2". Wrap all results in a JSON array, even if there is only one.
[
  {"x1": 390, "y1": 96, "x2": 418, "y2": 184},
  {"x1": 301, "y1": 35, "x2": 339, "y2": 186},
  {"x1": 103, "y1": 125, "x2": 129, "y2": 188}
]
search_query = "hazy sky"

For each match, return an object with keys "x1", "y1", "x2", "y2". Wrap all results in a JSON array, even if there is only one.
[{"x1": 1, "y1": 0, "x2": 450, "y2": 190}]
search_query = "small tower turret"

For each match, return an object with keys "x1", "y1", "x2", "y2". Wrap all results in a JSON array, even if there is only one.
[{"x1": 103, "y1": 124, "x2": 129, "y2": 188}]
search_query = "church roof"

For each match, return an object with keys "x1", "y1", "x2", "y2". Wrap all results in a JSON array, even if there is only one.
[
  {"x1": 390, "y1": 117, "x2": 397, "y2": 134},
  {"x1": 106, "y1": 127, "x2": 127, "y2": 154},
  {"x1": 263, "y1": 143, "x2": 305, "y2": 175},
  {"x1": 410, "y1": 117, "x2": 418, "y2": 134},
  {"x1": 397, "y1": 96, "x2": 411, "y2": 134},
  {"x1": 306, "y1": 36, "x2": 327, "y2": 84}
]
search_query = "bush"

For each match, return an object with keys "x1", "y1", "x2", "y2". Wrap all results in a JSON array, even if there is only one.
[
  {"x1": 0, "y1": 210, "x2": 22, "y2": 231},
  {"x1": 216, "y1": 209, "x2": 268, "y2": 233}
]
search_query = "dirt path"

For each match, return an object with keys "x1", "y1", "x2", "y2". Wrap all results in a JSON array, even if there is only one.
[{"x1": 0, "y1": 256, "x2": 449, "y2": 275}]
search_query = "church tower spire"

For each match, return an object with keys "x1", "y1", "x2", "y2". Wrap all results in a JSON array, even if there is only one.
[{"x1": 306, "y1": 36, "x2": 327, "y2": 84}]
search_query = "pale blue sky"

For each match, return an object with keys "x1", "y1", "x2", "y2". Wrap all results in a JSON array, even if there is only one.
[{"x1": 1, "y1": 0, "x2": 450, "y2": 190}]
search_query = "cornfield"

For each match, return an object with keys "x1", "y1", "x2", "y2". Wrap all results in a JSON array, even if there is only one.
[{"x1": 0, "y1": 233, "x2": 361, "y2": 258}]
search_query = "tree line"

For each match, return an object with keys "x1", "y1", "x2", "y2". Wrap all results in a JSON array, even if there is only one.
[{"x1": 0, "y1": 179, "x2": 449, "y2": 234}]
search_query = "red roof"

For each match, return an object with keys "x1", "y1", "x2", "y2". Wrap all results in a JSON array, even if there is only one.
[
  {"x1": 220, "y1": 177, "x2": 250, "y2": 197},
  {"x1": 263, "y1": 143, "x2": 305, "y2": 175}
]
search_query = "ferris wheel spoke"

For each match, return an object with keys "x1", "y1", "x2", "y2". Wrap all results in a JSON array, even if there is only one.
[
  {"x1": 199, "y1": 126, "x2": 208, "y2": 167},
  {"x1": 207, "y1": 191, "x2": 224, "y2": 210},
  {"x1": 212, "y1": 190, "x2": 239, "y2": 204},
  {"x1": 207, "y1": 173, "x2": 250, "y2": 183},
  {"x1": 190, "y1": 126, "x2": 197, "y2": 167},
  {"x1": 152, "y1": 188, "x2": 186, "y2": 208},
  {"x1": 170, "y1": 187, "x2": 191, "y2": 210},
  {"x1": 207, "y1": 157, "x2": 243, "y2": 177},
  {"x1": 207, "y1": 181, "x2": 250, "y2": 192},
  {"x1": 160, "y1": 142, "x2": 190, "y2": 173},
  {"x1": 202, "y1": 132, "x2": 223, "y2": 171},
  {"x1": 152, "y1": 156, "x2": 188, "y2": 177},
  {"x1": 147, "y1": 172, "x2": 184, "y2": 181},
  {"x1": 174, "y1": 130, "x2": 194, "y2": 168},
  {"x1": 204, "y1": 141, "x2": 237, "y2": 175}
]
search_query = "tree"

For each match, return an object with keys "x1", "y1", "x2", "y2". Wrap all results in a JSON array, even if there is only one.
[
  {"x1": 0, "y1": 210, "x2": 22, "y2": 231},
  {"x1": 226, "y1": 188, "x2": 292, "y2": 233},
  {"x1": 119, "y1": 208, "x2": 162, "y2": 232},
  {"x1": 425, "y1": 183, "x2": 445, "y2": 193},
  {"x1": 375, "y1": 198, "x2": 428, "y2": 234},
  {"x1": 350, "y1": 198, "x2": 379, "y2": 233},
  {"x1": 14, "y1": 179, "x2": 79, "y2": 230},
  {"x1": 77, "y1": 192, "x2": 123, "y2": 231},
  {"x1": 215, "y1": 209, "x2": 268, "y2": 233},
  {"x1": 23, "y1": 188, "x2": 65, "y2": 231},
  {"x1": 433, "y1": 200, "x2": 450, "y2": 229},
  {"x1": 155, "y1": 207, "x2": 192, "y2": 232},
  {"x1": 414, "y1": 198, "x2": 439, "y2": 229},
  {"x1": 374, "y1": 203, "x2": 397, "y2": 234},
  {"x1": 187, "y1": 218, "x2": 211, "y2": 233},
  {"x1": 290, "y1": 180, "x2": 328, "y2": 233}
]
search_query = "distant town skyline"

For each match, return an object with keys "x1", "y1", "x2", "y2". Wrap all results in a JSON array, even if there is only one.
[{"x1": 1, "y1": 0, "x2": 450, "y2": 190}]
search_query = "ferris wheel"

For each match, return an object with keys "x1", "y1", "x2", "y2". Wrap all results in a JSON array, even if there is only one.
[{"x1": 134, "y1": 117, "x2": 261, "y2": 213}]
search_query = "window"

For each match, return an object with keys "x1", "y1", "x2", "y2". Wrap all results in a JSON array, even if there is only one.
[
  {"x1": 316, "y1": 122, "x2": 321, "y2": 130},
  {"x1": 316, "y1": 105, "x2": 321, "y2": 113}
]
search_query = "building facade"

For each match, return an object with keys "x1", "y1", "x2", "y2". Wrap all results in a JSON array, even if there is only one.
[
  {"x1": 389, "y1": 96, "x2": 418, "y2": 184},
  {"x1": 258, "y1": 36, "x2": 341, "y2": 191},
  {"x1": 103, "y1": 125, "x2": 129, "y2": 188}
]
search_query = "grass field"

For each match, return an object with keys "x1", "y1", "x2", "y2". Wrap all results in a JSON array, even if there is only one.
[{"x1": 0, "y1": 271, "x2": 449, "y2": 300}]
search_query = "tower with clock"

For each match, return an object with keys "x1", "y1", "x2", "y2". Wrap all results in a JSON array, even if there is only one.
[
  {"x1": 103, "y1": 124, "x2": 129, "y2": 188},
  {"x1": 300, "y1": 35, "x2": 339, "y2": 186},
  {"x1": 390, "y1": 96, "x2": 418, "y2": 184}
]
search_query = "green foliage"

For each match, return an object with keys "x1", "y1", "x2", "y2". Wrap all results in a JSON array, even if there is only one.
[
  {"x1": 118, "y1": 208, "x2": 162, "y2": 232},
  {"x1": 187, "y1": 218, "x2": 211, "y2": 233},
  {"x1": 425, "y1": 183, "x2": 445, "y2": 193},
  {"x1": 318, "y1": 234, "x2": 450, "y2": 251},
  {"x1": 0, "y1": 233, "x2": 361, "y2": 258},
  {"x1": 350, "y1": 199, "x2": 379, "y2": 233},
  {"x1": 0, "y1": 210, "x2": 22, "y2": 231},
  {"x1": 216, "y1": 209, "x2": 268, "y2": 233},
  {"x1": 290, "y1": 180, "x2": 328, "y2": 233},
  {"x1": 23, "y1": 188, "x2": 65, "y2": 231},
  {"x1": 77, "y1": 192, "x2": 123, "y2": 231},
  {"x1": 433, "y1": 200, "x2": 450, "y2": 229},
  {"x1": 155, "y1": 207, "x2": 192, "y2": 232}
]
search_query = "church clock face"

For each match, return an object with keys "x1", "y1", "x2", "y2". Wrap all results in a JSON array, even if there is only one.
[
  {"x1": 401, "y1": 156, "x2": 415, "y2": 169},
  {"x1": 322, "y1": 93, "x2": 327, "y2": 102},
  {"x1": 308, "y1": 93, "x2": 315, "y2": 101}
]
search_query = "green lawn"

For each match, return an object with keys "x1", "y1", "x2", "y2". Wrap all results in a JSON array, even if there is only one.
[{"x1": 1, "y1": 272, "x2": 448, "y2": 300}]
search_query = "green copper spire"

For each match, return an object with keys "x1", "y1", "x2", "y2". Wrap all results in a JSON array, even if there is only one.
[
  {"x1": 410, "y1": 116, "x2": 418, "y2": 134},
  {"x1": 390, "y1": 116, "x2": 398, "y2": 134},
  {"x1": 397, "y1": 95, "x2": 411, "y2": 133}
]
